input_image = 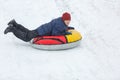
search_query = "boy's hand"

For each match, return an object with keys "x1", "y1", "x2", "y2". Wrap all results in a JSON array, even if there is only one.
[
  {"x1": 66, "y1": 32, "x2": 72, "y2": 35},
  {"x1": 68, "y1": 27, "x2": 75, "y2": 30}
]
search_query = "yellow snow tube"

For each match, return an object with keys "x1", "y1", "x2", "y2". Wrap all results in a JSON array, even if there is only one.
[{"x1": 65, "y1": 30, "x2": 82, "y2": 43}]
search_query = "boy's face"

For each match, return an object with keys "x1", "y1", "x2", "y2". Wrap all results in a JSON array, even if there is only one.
[{"x1": 64, "y1": 20, "x2": 70, "y2": 26}]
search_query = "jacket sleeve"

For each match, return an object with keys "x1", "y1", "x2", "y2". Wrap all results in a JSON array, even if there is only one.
[
  {"x1": 57, "y1": 25, "x2": 66, "y2": 32},
  {"x1": 52, "y1": 24, "x2": 68, "y2": 35}
]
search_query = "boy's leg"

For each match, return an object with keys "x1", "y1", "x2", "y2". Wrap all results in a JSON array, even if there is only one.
[
  {"x1": 8, "y1": 19, "x2": 29, "y2": 32},
  {"x1": 12, "y1": 28, "x2": 38, "y2": 42},
  {"x1": 12, "y1": 28, "x2": 29, "y2": 42},
  {"x1": 17, "y1": 24, "x2": 29, "y2": 32},
  {"x1": 5, "y1": 19, "x2": 39, "y2": 42}
]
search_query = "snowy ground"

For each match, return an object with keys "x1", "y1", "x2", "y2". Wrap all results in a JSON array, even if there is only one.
[{"x1": 0, "y1": 0, "x2": 120, "y2": 80}]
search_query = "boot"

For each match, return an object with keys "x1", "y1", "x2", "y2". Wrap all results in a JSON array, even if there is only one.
[
  {"x1": 4, "y1": 24, "x2": 15, "y2": 34},
  {"x1": 8, "y1": 19, "x2": 17, "y2": 27}
]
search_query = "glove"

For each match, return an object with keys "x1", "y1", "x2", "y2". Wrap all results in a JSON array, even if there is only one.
[
  {"x1": 68, "y1": 27, "x2": 74, "y2": 29},
  {"x1": 65, "y1": 31, "x2": 72, "y2": 35}
]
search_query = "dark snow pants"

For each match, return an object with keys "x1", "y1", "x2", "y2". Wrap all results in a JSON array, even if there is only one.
[{"x1": 12, "y1": 24, "x2": 39, "y2": 42}]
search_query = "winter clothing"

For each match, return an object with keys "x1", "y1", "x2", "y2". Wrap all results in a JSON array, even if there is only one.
[
  {"x1": 68, "y1": 27, "x2": 75, "y2": 30},
  {"x1": 4, "y1": 20, "x2": 39, "y2": 42},
  {"x1": 4, "y1": 24, "x2": 14, "y2": 34},
  {"x1": 12, "y1": 28, "x2": 38, "y2": 42},
  {"x1": 36, "y1": 17, "x2": 70, "y2": 36},
  {"x1": 8, "y1": 19, "x2": 17, "y2": 26},
  {"x1": 62, "y1": 12, "x2": 71, "y2": 21}
]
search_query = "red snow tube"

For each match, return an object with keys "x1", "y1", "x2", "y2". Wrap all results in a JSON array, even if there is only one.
[
  {"x1": 33, "y1": 36, "x2": 67, "y2": 45},
  {"x1": 30, "y1": 30, "x2": 82, "y2": 50}
]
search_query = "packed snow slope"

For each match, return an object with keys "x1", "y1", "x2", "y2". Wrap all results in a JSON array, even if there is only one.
[{"x1": 0, "y1": 0, "x2": 120, "y2": 80}]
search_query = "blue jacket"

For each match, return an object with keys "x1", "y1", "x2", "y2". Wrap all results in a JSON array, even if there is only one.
[{"x1": 36, "y1": 17, "x2": 71, "y2": 36}]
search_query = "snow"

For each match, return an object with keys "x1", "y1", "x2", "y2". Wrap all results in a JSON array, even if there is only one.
[{"x1": 0, "y1": 0, "x2": 120, "y2": 80}]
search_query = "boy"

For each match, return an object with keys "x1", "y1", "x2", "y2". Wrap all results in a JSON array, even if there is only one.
[{"x1": 4, "y1": 12, "x2": 74, "y2": 42}]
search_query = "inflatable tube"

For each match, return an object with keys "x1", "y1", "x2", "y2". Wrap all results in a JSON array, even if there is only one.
[{"x1": 30, "y1": 30, "x2": 82, "y2": 50}]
